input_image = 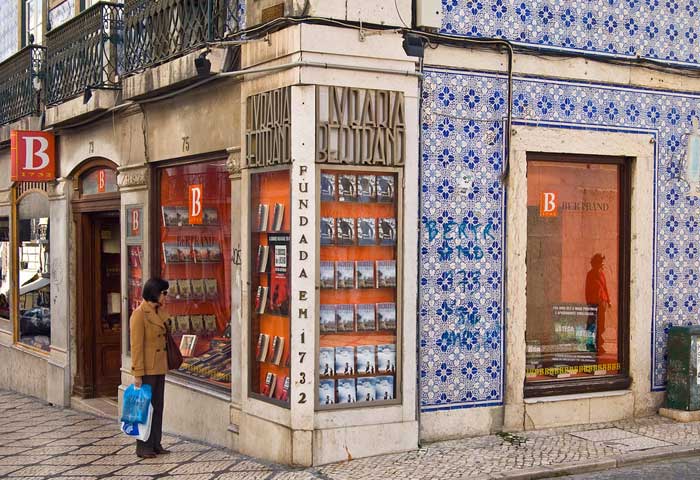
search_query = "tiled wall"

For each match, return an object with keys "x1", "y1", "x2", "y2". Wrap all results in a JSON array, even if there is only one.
[
  {"x1": 440, "y1": 0, "x2": 700, "y2": 67},
  {"x1": 420, "y1": 66, "x2": 700, "y2": 411}
]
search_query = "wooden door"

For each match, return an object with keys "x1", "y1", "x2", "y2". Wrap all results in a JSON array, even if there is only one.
[{"x1": 92, "y1": 215, "x2": 122, "y2": 397}]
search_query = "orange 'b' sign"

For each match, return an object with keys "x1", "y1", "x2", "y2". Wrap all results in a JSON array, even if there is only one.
[
  {"x1": 540, "y1": 192, "x2": 558, "y2": 217},
  {"x1": 97, "y1": 170, "x2": 106, "y2": 193},
  {"x1": 10, "y1": 130, "x2": 56, "y2": 182},
  {"x1": 130, "y1": 208, "x2": 141, "y2": 237},
  {"x1": 189, "y1": 184, "x2": 203, "y2": 224}
]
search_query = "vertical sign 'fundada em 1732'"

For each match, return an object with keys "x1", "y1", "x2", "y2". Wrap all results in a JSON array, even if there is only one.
[
  {"x1": 246, "y1": 87, "x2": 292, "y2": 167},
  {"x1": 316, "y1": 86, "x2": 405, "y2": 166}
]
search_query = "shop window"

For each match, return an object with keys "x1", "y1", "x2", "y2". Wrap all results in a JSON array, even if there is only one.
[
  {"x1": 80, "y1": 168, "x2": 118, "y2": 196},
  {"x1": 250, "y1": 169, "x2": 291, "y2": 406},
  {"x1": 156, "y1": 161, "x2": 232, "y2": 391},
  {"x1": 525, "y1": 155, "x2": 630, "y2": 396},
  {"x1": 16, "y1": 192, "x2": 51, "y2": 352},
  {"x1": 0, "y1": 217, "x2": 9, "y2": 321},
  {"x1": 317, "y1": 169, "x2": 401, "y2": 408},
  {"x1": 24, "y1": 0, "x2": 43, "y2": 46},
  {"x1": 126, "y1": 206, "x2": 143, "y2": 353}
]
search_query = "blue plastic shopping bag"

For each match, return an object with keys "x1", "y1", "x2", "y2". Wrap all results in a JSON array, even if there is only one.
[
  {"x1": 120, "y1": 384, "x2": 152, "y2": 424},
  {"x1": 120, "y1": 404, "x2": 153, "y2": 442}
]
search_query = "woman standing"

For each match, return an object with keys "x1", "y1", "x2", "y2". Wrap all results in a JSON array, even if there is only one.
[{"x1": 129, "y1": 277, "x2": 172, "y2": 458}]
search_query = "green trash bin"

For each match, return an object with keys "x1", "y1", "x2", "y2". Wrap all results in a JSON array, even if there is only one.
[{"x1": 666, "y1": 325, "x2": 700, "y2": 411}]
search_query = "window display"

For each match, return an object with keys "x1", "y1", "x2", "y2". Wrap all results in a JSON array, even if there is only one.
[
  {"x1": 0, "y1": 217, "x2": 10, "y2": 321},
  {"x1": 250, "y1": 169, "x2": 291, "y2": 405},
  {"x1": 525, "y1": 157, "x2": 627, "y2": 389},
  {"x1": 157, "y1": 161, "x2": 232, "y2": 390},
  {"x1": 317, "y1": 169, "x2": 400, "y2": 408},
  {"x1": 16, "y1": 192, "x2": 51, "y2": 352}
]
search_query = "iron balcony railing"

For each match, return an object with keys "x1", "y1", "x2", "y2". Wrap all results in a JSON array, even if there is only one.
[
  {"x1": 0, "y1": 46, "x2": 45, "y2": 126},
  {"x1": 123, "y1": 0, "x2": 242, "y2": 74},
  {"x1": 46, "y1": 2, "x2": 124, "y2": 106}
]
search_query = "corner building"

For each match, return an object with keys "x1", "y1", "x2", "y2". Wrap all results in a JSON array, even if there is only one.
[{"x1": 0, "y1": 0, "x2": 696, "y2": 466}]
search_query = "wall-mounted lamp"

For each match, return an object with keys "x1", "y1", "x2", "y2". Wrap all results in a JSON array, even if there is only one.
[{"x1": 402, "y1": 33, "x2": 425, "y2": 58}]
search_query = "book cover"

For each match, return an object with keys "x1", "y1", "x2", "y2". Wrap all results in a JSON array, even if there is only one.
[
  {"x1": 338, "y1": 174, "x2": 357, "y2": 202},
  {"x1": 356, "y1": 377, "x2": 377, "y2": 402},
  {"x1": 320, "y1": 261, "x2": 335, "y2": 289},
  {"x1": 356, "y1": 345, "x2": 376, "y2": 374},
  {"x1": 319, "y1": 347, "x2": 335, "y2": 377},
  {"x1": 276, "y1": 376, "x2": 290, "y2": 402},
  {"x1": 163, "y1": 243, "x2": 191, "y2": 264},
  {"x1": 357, "y1": 217, "x2": 376, "y2": 246},
  {"x1": 274, "y1": 375, "x2": 289, "y2": 401},
  {"x1": 204, "y1": 278, "x2": 218, "y2": 299},
  {"x1": 162, "y1": 206, "x2": 180, "y2": 227},
  {"x1": 320, "y1": 304, "x2": 337, "y2": 333},
  {"x1": 177, "y1": 279, "x2": 192, "y2": 299},
  {"x1": 202, "y1": 207, "x2": 219, "y2": 225},
  {"x1": 376, "y1": 260, "x2": 397, "y2": 288},
  {"x1": 377, "y1": 344, "x2": 397, "y2": 373},
  {"x1": 319, "y1": 379, "x2": 335, "y2": 405},
  {"x1": 356, "y1": 304, "x2": 376, "y2": 331},
  {"x1": 271, "y1": 203, "x2": 285, "y2": 232},
  {"x1": 129, "y1": 247, "x2": 142, "y2": 268},
  {"x1": 355, "y1": 261, "x2": 375, "y2": 288},
  {"x1": 256, "y1": 333, "x2": 270, "y2": 362},
  {"x1": 320, "y1": 217, "x2": 335, "y2": 245},
  {"x1": 203, "y1": 314, "x2": 217, "y2": 333},
  {"x1": 256, "y1": 204, "x2": 269, "y2": 232},
  {"x1": 190, "y1": 279, "x2": 205, "y2": 300},
  {"x1": 175, "y1": 315, "x2": 190, "y2": 334},
  {"x1": 190, "y1": 315, "x2": 204, "y2": 333},
  {"x1": 335, "y1": 346, "x2": 355, "y2": 376},
  {"x1": 335, "y1": 304, "x2": 355, "y2": 332},
  {"x1": 269, "y1": 336, "x2": 285, "y2": 365},
  {"x1": 167, "y1": 280, "x2": 179, "y2": 298},
  {"x1": 378, "y1": 218, "x2": 397, "y2": 246},
  {"x1": 335, "y1": 261, "x2": 354, "y2": 289},
  {"x1": 262, "y1": 372, "x2": 277, "y2": 397},
  {"x1": 357, "y1": 175, "x2": 376, "y2": 202},
  {"x1": 376, "y1": 175, "x2": 395, "y2": 203},
  {"x1": 375, "y1": 375, "x2": 394, "y2": 400},
  {"x1": 321, "y1": 173, "x2": 336, "y2": 201},
  {"x1": 377, "y1": 302, "x2": 397, "y2": 330},
  {"x1": 268, "y1": 234, "x2": 290, "y2": 316},
  {"x1": 254, "y1": 285, "x2": 269, "y2": 314},
  {"x1": 179, "y1": 334, "x2": 197, "y2": 357},
  {"x1": 257, "y1": 245, "x2": 269, "y2": 273},
  {"x1": 193, "y1": 243, "x2": 222, "y2": 263},
  {"x1": 336, "y1": 218, "x2": 355, "y2": 245},
  {"x1": 337, "y1": 378, "x2": 356, "y2": 403}
]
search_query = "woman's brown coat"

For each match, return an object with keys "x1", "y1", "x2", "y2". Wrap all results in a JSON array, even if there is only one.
[{"x1": 130, "y1": 301, "x2": 169, "y2": 377}]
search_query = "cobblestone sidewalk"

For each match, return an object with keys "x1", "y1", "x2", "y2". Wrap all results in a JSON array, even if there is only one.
[{"x1": 2, "y1": 389, "x2": 700, "y2": 480}]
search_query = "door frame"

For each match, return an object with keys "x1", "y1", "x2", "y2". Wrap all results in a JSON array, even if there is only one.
[{"x1": 71, "y1": 159, "x2": 121, "y2": 398}]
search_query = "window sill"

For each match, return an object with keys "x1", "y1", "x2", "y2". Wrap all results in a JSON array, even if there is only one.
[
  {"x1": 525, "y1": 388, "x2": 632, "y2": 404},
  {"x1": 165, "y1": 372, "x2": 231, "y2": 402},
  {"x1": 524, "y1": 376, "x2": 631, "y2": 398}
]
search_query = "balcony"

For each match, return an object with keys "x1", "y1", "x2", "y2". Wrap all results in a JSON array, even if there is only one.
[
  {"x1": 123, "y1": 0, "x2": 242, "y2": 75},
  {"x1": 0, "y1": 46, "x2": 45, "y2": 127},
  {"x1": 46, "y1": 2, "x2": 123, "y2": 106}
]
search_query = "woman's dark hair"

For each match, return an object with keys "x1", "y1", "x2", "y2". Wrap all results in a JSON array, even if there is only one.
[{"x1": 142, "y1": 277, "x2": 169, "y2": 303}]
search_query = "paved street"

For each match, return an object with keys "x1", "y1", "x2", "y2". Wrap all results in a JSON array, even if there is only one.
[
  {"x1": 3, "y1": 388, "x2": 700, "y2": 479},
  {"x1": 557, "y1": 456, "x2": 700, "y2": 479}
]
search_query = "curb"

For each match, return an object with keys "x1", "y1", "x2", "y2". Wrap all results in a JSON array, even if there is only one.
[{"x1": 491, "y1": 444, "x2": 700, "y2": 479}]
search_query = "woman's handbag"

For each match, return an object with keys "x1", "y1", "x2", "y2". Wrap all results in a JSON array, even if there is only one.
[{"x1": 165, "y1": 324, "x2": 183, "y2": 370}]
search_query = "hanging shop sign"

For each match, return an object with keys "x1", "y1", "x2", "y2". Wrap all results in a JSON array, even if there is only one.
[
  {"x1": 245, "y1": 87, "x2": 291, "y2": 168},
  {"x1": 316, "y1": 86, "x2": 405, "y2": 166},
  {"x1": 10, "y1": 130, "x2": 56, "y2": 182}
]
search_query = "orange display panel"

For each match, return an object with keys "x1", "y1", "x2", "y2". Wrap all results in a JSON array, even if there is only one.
[
  {"x1": 250, "y1": 169, "x2": 291, "y2": 405},
  {"x1": 318, "y1": 169, "x2": 399, "y2": 407},
  {"x1": 158, "y1": 161, "x2": 232, "y2": 390}
]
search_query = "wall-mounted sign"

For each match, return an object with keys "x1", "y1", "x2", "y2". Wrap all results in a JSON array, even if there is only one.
[
  {"x1": 245, "y1": 87, "x2": 291, "y2": 168},
  {"x1": 188, "y1": 184, "x2": 203, "y2": 224},
  {"x1": 126, "y1": 206, "x2": 143, "y2": 241},
  {"x1": 539, "y1": 192, "x2": 558, "y2": 217},
  {"x1": 316, "y1": 86, "x2": 405, "y2": 166},
  {"x1": 686, "y1": 119, "x2": 700, "y2": 195},
  {"x1": 10, "y1": 130, "x2": 56, "y2": 182},
  {"x1": 97, "y1": 169, "x2": 106, "y2": 193}
]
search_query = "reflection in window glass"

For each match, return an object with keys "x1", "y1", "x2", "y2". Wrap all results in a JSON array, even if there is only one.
[
  {"x1": 526, "y1": 160, "x2": 621, "y2": 383},
  {"x1": 17, "y1": 193, "x2": 50, "y2": 352},
  {"x1": 0, "y1": 217, "x2": 9, "y2": 321}
]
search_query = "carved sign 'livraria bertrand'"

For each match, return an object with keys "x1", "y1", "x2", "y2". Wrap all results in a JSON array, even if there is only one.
[
  {"x1": 246, "y1": 87, "x2": 292, "y2": 168},
  {"x1": 316, "y1": 87, "x2": 405, "y2": 166}
]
